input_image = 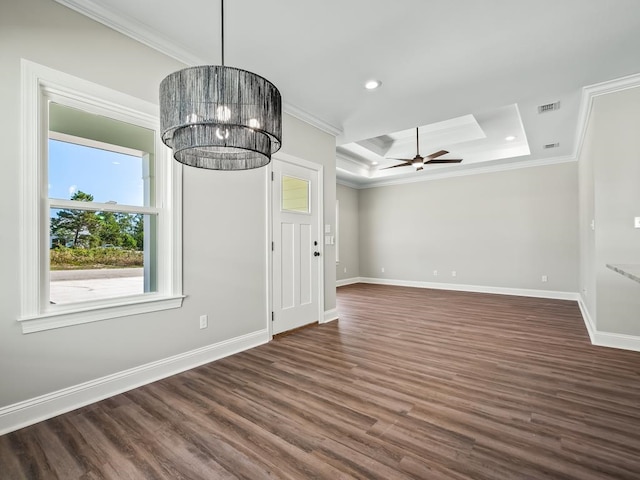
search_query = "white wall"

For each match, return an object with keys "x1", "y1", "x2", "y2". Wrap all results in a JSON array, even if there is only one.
[
  {"x1": 336, "y1": 184, "x2": 359, "y2": 281},
  {"x1": 0, "y1": 0, "x2": 335, "y2": 410},
  {"x1": 358, "y1": 163, "x2": 579, "y2": 292},
  {"x1": 579, "y1": 85, "x2": 640, "y2": 336},
  {"x1": 578, "y1": 97, "x2": 599, "y2": 320}
]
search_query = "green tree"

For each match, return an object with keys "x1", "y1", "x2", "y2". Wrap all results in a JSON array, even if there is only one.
[
  {"x1": 132, "y1": 214, "x2": 144, "y2": 251},
  {"x1": 97, "y1": 211, "x2": 121, "y2": 246},
  {"x1": 50, "y1": 191, "x2": 99, "y2": 248},
  {"x1": 115, "y1": 212, "x2": 138, "y2": 249},
  {"x1": 94, "y1": 211, "x2": 141, "y2": 249}
]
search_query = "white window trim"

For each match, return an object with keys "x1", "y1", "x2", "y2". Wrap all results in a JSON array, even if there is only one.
[
  {"x1": 19, "y1": 59, "x2": 183, "y2": 334},
  {"x1": 49, "y1": 130, "x2": 146, "y2": 159}
]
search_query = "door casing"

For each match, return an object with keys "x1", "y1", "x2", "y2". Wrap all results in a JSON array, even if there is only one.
[{"x1": 267, "y1": 153, "x2": 324, "y2": 338}]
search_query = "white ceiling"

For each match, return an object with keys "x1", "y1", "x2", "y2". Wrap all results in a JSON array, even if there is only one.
[
  {"x1": 337, "y1": 105, "x2": 531, "y2": 183},
  {"x1": 55, "y1": 0, "x2": 640, "y2": 186}
]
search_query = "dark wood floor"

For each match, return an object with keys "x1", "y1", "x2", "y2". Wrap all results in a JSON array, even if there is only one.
[{"x1": 2, "y1": 284, "x2": 640, "y2": 479}]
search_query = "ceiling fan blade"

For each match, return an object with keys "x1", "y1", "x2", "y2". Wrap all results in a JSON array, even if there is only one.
[
  {"x1": 386, "y1": 158, "x2": 414, "y2": 162},
  {"x1": 424, "y1": 159, "x2": 463, "y2": 164},
  {"x1": 381, "y1": 162, "x2": 413, "y2": 169},
  {"x1": 426, "y1": 150, "x2": 449, "y2": 160}
]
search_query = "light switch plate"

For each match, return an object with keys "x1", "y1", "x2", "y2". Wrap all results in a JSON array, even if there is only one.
[
  {"x1": 635, "y1": 217, "x2": 640, "y2": 228},
  {"x1": 325, "y1": 224, "x2": 331, "y2": 233}
]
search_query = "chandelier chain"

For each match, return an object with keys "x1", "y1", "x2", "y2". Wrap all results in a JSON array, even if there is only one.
[{"x1": 221, "y1": 0, "x2": 225, "y2": 66}]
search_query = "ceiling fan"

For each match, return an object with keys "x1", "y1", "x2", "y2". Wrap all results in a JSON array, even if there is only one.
[{"x1": 383, "y1": 127, "x2": 462, "y2": 171}]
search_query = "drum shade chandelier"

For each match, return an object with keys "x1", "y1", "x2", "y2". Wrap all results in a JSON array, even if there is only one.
[{"x1": 159, "y1": 0, "x2": 282, "y2": 170}]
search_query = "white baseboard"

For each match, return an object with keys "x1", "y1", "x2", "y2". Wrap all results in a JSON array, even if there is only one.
[
  {"x1": 323, "y1": 308, "x2": 339, "y2": 323},
  {"x1": 4, "y1": 286, "x2": 637, "y2": 437},
  {"x1": 593, "y1": 329, "x2": 640, "y2": 352},
  {"x1": 0, "y1": 328, "x2": 269, "y2": 436},
  {"x1": 354, "y1": 278, "x2": 640, "y2": 353},
  {"x1": 577, "y1": 294, "x2": 596, "y2": 344},
  {"x1": 336, "y1": 277, "x2": 360, "y2": 287},
  {"x1": 357, "y1": 277, "x2": 579, "y2": 301},
  {"x1": 577, "y1": 295, "x2": 640, "y2": 352}
]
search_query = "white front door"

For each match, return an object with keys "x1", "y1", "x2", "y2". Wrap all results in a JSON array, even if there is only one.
[{"x1": 272, "y1": 158, "x2": 321, "y2": 335}]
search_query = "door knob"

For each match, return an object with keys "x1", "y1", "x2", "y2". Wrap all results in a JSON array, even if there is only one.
[{"x1": 314, "y1": 251, "x2": 320, "y2": 257}]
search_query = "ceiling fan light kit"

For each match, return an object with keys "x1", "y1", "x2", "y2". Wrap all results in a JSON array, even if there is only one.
[
  {"x1": 383, "y1": 127, "x2": 462, "y2": 171},
  {"x1": 159, "y1": 0, "x2": 282, "y2": 170}
]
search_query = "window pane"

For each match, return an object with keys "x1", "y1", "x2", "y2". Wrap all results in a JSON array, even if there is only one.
[
  {"x1": 282, "y1": 175, "x2": 310, "y2": 213},
  {"x1": 50, "y1": 209, "x2": 157, "y2": 305},
  {"x1": 48, "y1": 139, "x2": 149, "y2": 207},
  {"x1": 48, "y1": 102, "x2": 155, "y2": 207}
]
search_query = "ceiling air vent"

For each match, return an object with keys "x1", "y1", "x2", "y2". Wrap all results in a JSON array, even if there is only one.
[
  {"x1": 538, "y1": 101, "x2": 560, "y2": 113},
  {"x1": 543, "y1": 142, "x2": 560, "y2": 149}
]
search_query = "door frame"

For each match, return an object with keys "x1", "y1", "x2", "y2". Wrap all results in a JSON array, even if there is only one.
[{"x1": 267, "y1": 152, "x2": 324, "y2": 339}]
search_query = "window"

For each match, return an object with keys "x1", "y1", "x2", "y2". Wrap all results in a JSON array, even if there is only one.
[
  {"x1": 19, "y1": 60, "x2": 183, "y2": 333},
  {"x1": 281, "y1": 175, "x2": 310, "y2": 213}
]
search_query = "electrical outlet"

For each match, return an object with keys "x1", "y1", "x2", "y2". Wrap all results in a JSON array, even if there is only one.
[
  {"x1": 433, "y1": 270, "x2": 438, "y2": 276},
  {"x1": 451, "y1": 271, "x2": 457, "y2": 277},
  {"x1": 199, "y1": 314, "x2": 208, "y2": 329},
  {"x1": 541, "y1": 275, "x2": 548, "y2": 282},
  {"x1": 343, "y1": 267, "x2": 347, "y2": 273},
  {"x1": 635, "y1": 217, "x2": 640, "y2": 228},
  {"x1": 381, "y1": 267, "x2": 385, "y2": 273}
]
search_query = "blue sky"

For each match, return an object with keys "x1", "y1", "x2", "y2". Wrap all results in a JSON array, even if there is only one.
[{"x1": 48, "y1": 139, "x2": 145, "y2": 207}]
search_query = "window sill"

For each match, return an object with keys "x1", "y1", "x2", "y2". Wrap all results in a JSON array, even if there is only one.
[{"x1": 18, "y1": 294, "x2": 185, "y2": 333}]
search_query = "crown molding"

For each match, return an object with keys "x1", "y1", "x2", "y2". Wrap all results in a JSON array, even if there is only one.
[
  {"x1": 336, "y1": 152, "x2": 372, "y2": 181},
  {"x1": 54, "y1": 0, "x2": 204, "y2": 66},
  {"x1": 53, "y1": 0, "x2": 343, "y2": 138},
  {"x1": 355, "y1": 155, "x2": 576, "y2": 189},
  {"x1": 336, "y1": 178, "x2": 361, "y2": 189},
  {"x1": 573, "y1": 72, "x2": 640, "y2": 161},
  {"x1": 283, "y1": 103, "x2": 342, "y2": 137},
  {"x1": 336, "y1": 151, "x2": 370, "y2": 170}
]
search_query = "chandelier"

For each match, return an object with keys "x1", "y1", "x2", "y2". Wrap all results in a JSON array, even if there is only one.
[{"x1": 159, "y1": 0, "x2": 282, "y2": 170}]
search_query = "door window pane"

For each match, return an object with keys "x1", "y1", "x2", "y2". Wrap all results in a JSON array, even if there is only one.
[{"x1": 282, "y1": 175, "x2": 310, "y2": 213}]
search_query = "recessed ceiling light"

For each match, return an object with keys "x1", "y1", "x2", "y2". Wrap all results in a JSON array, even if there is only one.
[
  {"x1": 505, "y1": 135, "x2": 516, "y2": 141},
  {"x1": 372, "y1": 161, "x2": 379, "y2": 166},
  {"x1": 364, "y1": 80, "x2": 382, "y2": 90}
]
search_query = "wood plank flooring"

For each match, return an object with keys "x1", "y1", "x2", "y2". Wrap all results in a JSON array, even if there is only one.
[{"x1": 2, "y1": 283, "x2": 640, "y2": 479}]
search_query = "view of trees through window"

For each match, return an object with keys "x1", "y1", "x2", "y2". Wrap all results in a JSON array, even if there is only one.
[
  {"x1": 50, "y1": 191, "x2": 144, "y2": 270},
  {"x1": 48, "y1": 133, "x2": 154, "y2": 304}
]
